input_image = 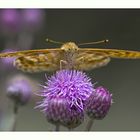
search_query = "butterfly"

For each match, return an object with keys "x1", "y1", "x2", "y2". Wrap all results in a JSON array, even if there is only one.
[{"x1": 0, "y1": 39, "x2": 140, "y2": 73}]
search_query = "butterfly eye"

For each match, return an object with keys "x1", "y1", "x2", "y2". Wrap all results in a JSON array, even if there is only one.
[{"x1": 74, "y1": 47, "x2": 78, "y2": 51}]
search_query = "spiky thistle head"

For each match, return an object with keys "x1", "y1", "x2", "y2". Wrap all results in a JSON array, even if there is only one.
[
  {"x1": 37, "y1": 70, "x2": 94, "y2": 128},
  {"x1": 6, "y1": 74, "x2": 33, "y2": 105},
  {"x1": 85, "y1": 86, "x2": 113, "y2": 120}
]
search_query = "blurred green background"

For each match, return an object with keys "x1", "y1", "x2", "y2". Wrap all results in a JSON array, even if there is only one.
[{"x1": 0, "y1": 9, "x2": 140, "y2": 131}]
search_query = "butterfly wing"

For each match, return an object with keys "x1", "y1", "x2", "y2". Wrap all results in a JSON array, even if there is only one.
[
  {"x1": 75, "y1": 48, "x2": 140, "y2": 71},
  {"x1": 79, "y1": 48, "x2": 140, "y2": 59},
  {"x1": 14, "y1": 51, "x2": 64, "y2": 72},
  {"x1": 0, "y1": 49, "x2": 64, "y2": 72},
  {"x1": 0, "y1": 49, "x2": 60, "y2": 58},
  {"x1": 75, "y1": 51, "x2": 110, "y2": 70}
]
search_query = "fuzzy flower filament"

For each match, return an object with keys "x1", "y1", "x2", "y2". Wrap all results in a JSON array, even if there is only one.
[{"x1": 37, "y1": 70, "x2": 94, "y2": 129}]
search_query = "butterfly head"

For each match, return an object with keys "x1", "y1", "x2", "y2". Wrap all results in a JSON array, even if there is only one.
[{"x1": 61, "y1": 42, "x2": 79, "y2": 53}]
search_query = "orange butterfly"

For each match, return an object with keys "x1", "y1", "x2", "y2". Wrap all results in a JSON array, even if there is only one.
[{"x1": 0, "y1": 39, "x2": 140, "y2": 73}]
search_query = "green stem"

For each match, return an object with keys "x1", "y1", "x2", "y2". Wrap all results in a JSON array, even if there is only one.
[
  {"x1": 85, "y1": 118, "x2": 94, "y2": 131},
  {"x1": 68, "y1": 128, "x2": 73, "y2": 131},
  {"x1": 55, "y1": 123, "x2": 60, "y2": 131},
  {"x1": 12, "y1": 101, "x2": 19, "y2": 131}
]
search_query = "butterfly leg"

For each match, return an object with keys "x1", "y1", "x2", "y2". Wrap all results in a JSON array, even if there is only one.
[
  {"x1": 60, "y1": 60, "x2": 68, "y2": 70},
  {"x1": 60, "y1": 60, "x2": 75, "y2": 70}
]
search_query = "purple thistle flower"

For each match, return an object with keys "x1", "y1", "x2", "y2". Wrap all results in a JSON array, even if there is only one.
[
  {"x1": 21, "y1": 9, "x2": 45, "y2": 31},
  {"x1": 37, "y1": 70, "x2": 94, "y2": 128},
  {"x1": 0, "y1": 9, "x2": 21, "y2": 33},
  {"x1": 0, "y1": 49, "x2": 16, "y2": 68},
  {"x1": 6, "y1": 75, "x2": 33, "y2": 105},
  {"x1": 43, "y1": 97, "x2": 84, "y2": 128},
  {"x1": 86, "y1": 86, "x2": 112, "y2": 120}
]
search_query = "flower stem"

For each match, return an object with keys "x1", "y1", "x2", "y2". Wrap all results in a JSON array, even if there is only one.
[
  {"x1": 85, "y1": 118, "x2": 94, "y2": 131},
  {"x1": 68, "y1": 128, "x2": 73, "y2": 131},
  {"x1": 12, "y1": 101, "x2": 19, "y2": 131},
  {"x1": 14, "y1": 101, "x2": 19, "y2": 114},
  {"x1": 55, "y1": 123, "x2": 60, "y2": 131}
]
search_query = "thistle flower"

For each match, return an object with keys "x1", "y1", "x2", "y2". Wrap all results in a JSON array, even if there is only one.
[
  {"x1": 37, "y1": 70, "x2": 94, "y2": 129},
  {"x1": 6, "y1": 74, "x2": 33, "y2": 105},
  {"x1": 21, "y1": 9, "x2": 45, "y2": 31},
  {"x1": 0, "y1": 9, "x2": 21, "y2": 33},
  {"x1": 43, "y1": 97, "x2": 84, "y2": 129},
  {"x1": 86, "y1": 86, "x2": 112, "y2": 120},
  {"x1": 0, "y1": 49, "x2": 16, "y2": 68}
]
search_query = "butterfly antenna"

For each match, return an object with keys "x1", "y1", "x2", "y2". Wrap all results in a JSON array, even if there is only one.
[
  {"x1": 46, "y1": 38, "x2": 64, "y2": 45},
  {"x1": 78, "y1": 39, "x2": 109, "y2": 46}
]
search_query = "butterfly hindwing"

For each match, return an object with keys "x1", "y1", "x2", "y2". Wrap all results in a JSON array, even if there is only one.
[
  {"x1": 14, "y1": 51, "x2": 63, "y2": 72},
  {"x1": 75, "y1": 51, "x2": 110, "y2": 70}
]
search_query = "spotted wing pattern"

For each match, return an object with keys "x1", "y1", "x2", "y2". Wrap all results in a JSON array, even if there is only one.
[
  {"x1": 75, "y1": 51, "x2": 110, "y2": 70},
  {"x1": 79, "y1": 48, "x2": 140, "y2": 59},
  {"x1": 1, "y1": 47, "x2": 140, "y2": 72},
  {"x1": 0, "y1": 49, "x2": 64, "y2": 72},
  {"x1": 15, "y1": 53, "x2": 63, "y2": 72},
  {"x1": 0, "y1": 49, "x2": 60, "y2": 58},
  {"x1": 75, "y1": 48, "x2": 140, "y2": 70}
]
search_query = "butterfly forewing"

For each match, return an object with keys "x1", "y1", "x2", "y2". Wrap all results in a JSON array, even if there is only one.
[
  {"x1": 79, "y1": 48, "x2": 140, "y2": 59},
  {"x1": 0, "y1": 49, "x2": 61, "y2": 58},
  {"x1": 0, "y1": 49, "x2": 64, "y2": 72}
]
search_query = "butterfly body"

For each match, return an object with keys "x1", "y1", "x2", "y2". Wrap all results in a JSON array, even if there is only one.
[
  {"x1": 60, "y1": 42, "x2": 79, "y2": 69},
  {"x1": 0, "y1": 41, "x2": 140, "y2": 72}
]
